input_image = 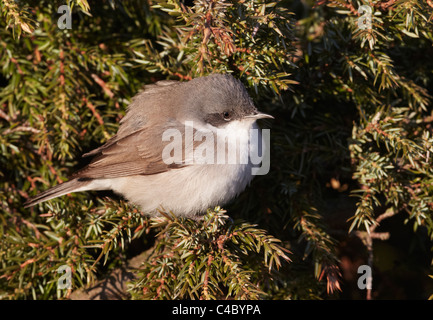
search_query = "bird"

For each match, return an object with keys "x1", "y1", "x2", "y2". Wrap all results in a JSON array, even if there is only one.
[{"x1": 24, "y1": 73, "x2": 273, "y2": 218}]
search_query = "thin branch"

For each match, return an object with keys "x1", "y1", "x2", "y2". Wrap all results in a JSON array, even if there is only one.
[
  {"x1": 353, "y1": 208, "x2": 397, "y2": 300},
  {"x1": 3, "y1": 125, "x2": 41, "y2": 135}
]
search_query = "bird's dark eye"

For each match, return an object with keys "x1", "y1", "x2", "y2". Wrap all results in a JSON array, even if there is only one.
[{"x1": 222, "y1": 111, "x2": 231, "y2": 121}]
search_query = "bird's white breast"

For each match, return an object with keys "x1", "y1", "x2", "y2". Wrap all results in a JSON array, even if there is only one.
[{"x1": 107, "y1": 121, "x2": 262, "y2": 218}]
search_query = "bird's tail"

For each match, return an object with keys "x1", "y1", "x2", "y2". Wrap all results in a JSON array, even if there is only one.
[{"x1": 24, "y1": 179, "x2": 92, "y2": 207}]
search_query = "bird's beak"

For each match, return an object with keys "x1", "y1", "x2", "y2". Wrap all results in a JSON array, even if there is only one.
[{"x1": 245, "y1": 111, "x2": 274, "y2": 120}]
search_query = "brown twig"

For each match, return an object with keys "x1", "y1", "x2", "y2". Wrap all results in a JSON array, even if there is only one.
[
  {"x1": 3, "y1": 125, "x2": 41, "y2": 135},
  {"x1": 354, "y1": 208, "x2": 397, "y2": 299}
]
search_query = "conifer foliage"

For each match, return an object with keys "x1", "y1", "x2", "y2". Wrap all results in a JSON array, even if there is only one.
[{"x1": 1, "y1": 0, "x2": 433, "y2": 299}]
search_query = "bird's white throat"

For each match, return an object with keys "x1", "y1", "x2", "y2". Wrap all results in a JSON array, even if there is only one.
[{"x1": 161, "y1": 119, "x2": 270, "y2": 175}]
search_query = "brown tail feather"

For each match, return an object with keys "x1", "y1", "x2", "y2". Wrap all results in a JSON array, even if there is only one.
[{"x1": 24, "y1": 179, "x2": 91, "y2": 207}]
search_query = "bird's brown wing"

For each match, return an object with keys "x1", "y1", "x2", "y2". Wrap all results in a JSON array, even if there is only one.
[
  {"x1": 83, "y1": 79, "x2": 183, "y2": 159},
  {"x1": 74, "y1": 121, "x2": 195, "y2": 179},
  {"x1": 73, "y1": 79, "x2": 192, "y2": 179}
]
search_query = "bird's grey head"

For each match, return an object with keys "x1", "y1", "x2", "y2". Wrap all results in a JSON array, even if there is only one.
[{"x1": 181, "y1": 74, "x2": 272, "y2": 127}]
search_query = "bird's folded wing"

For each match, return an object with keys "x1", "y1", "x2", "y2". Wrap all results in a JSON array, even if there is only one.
[{"x1": 73, "y1": 121, "x2": 196, "y2": 179}]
